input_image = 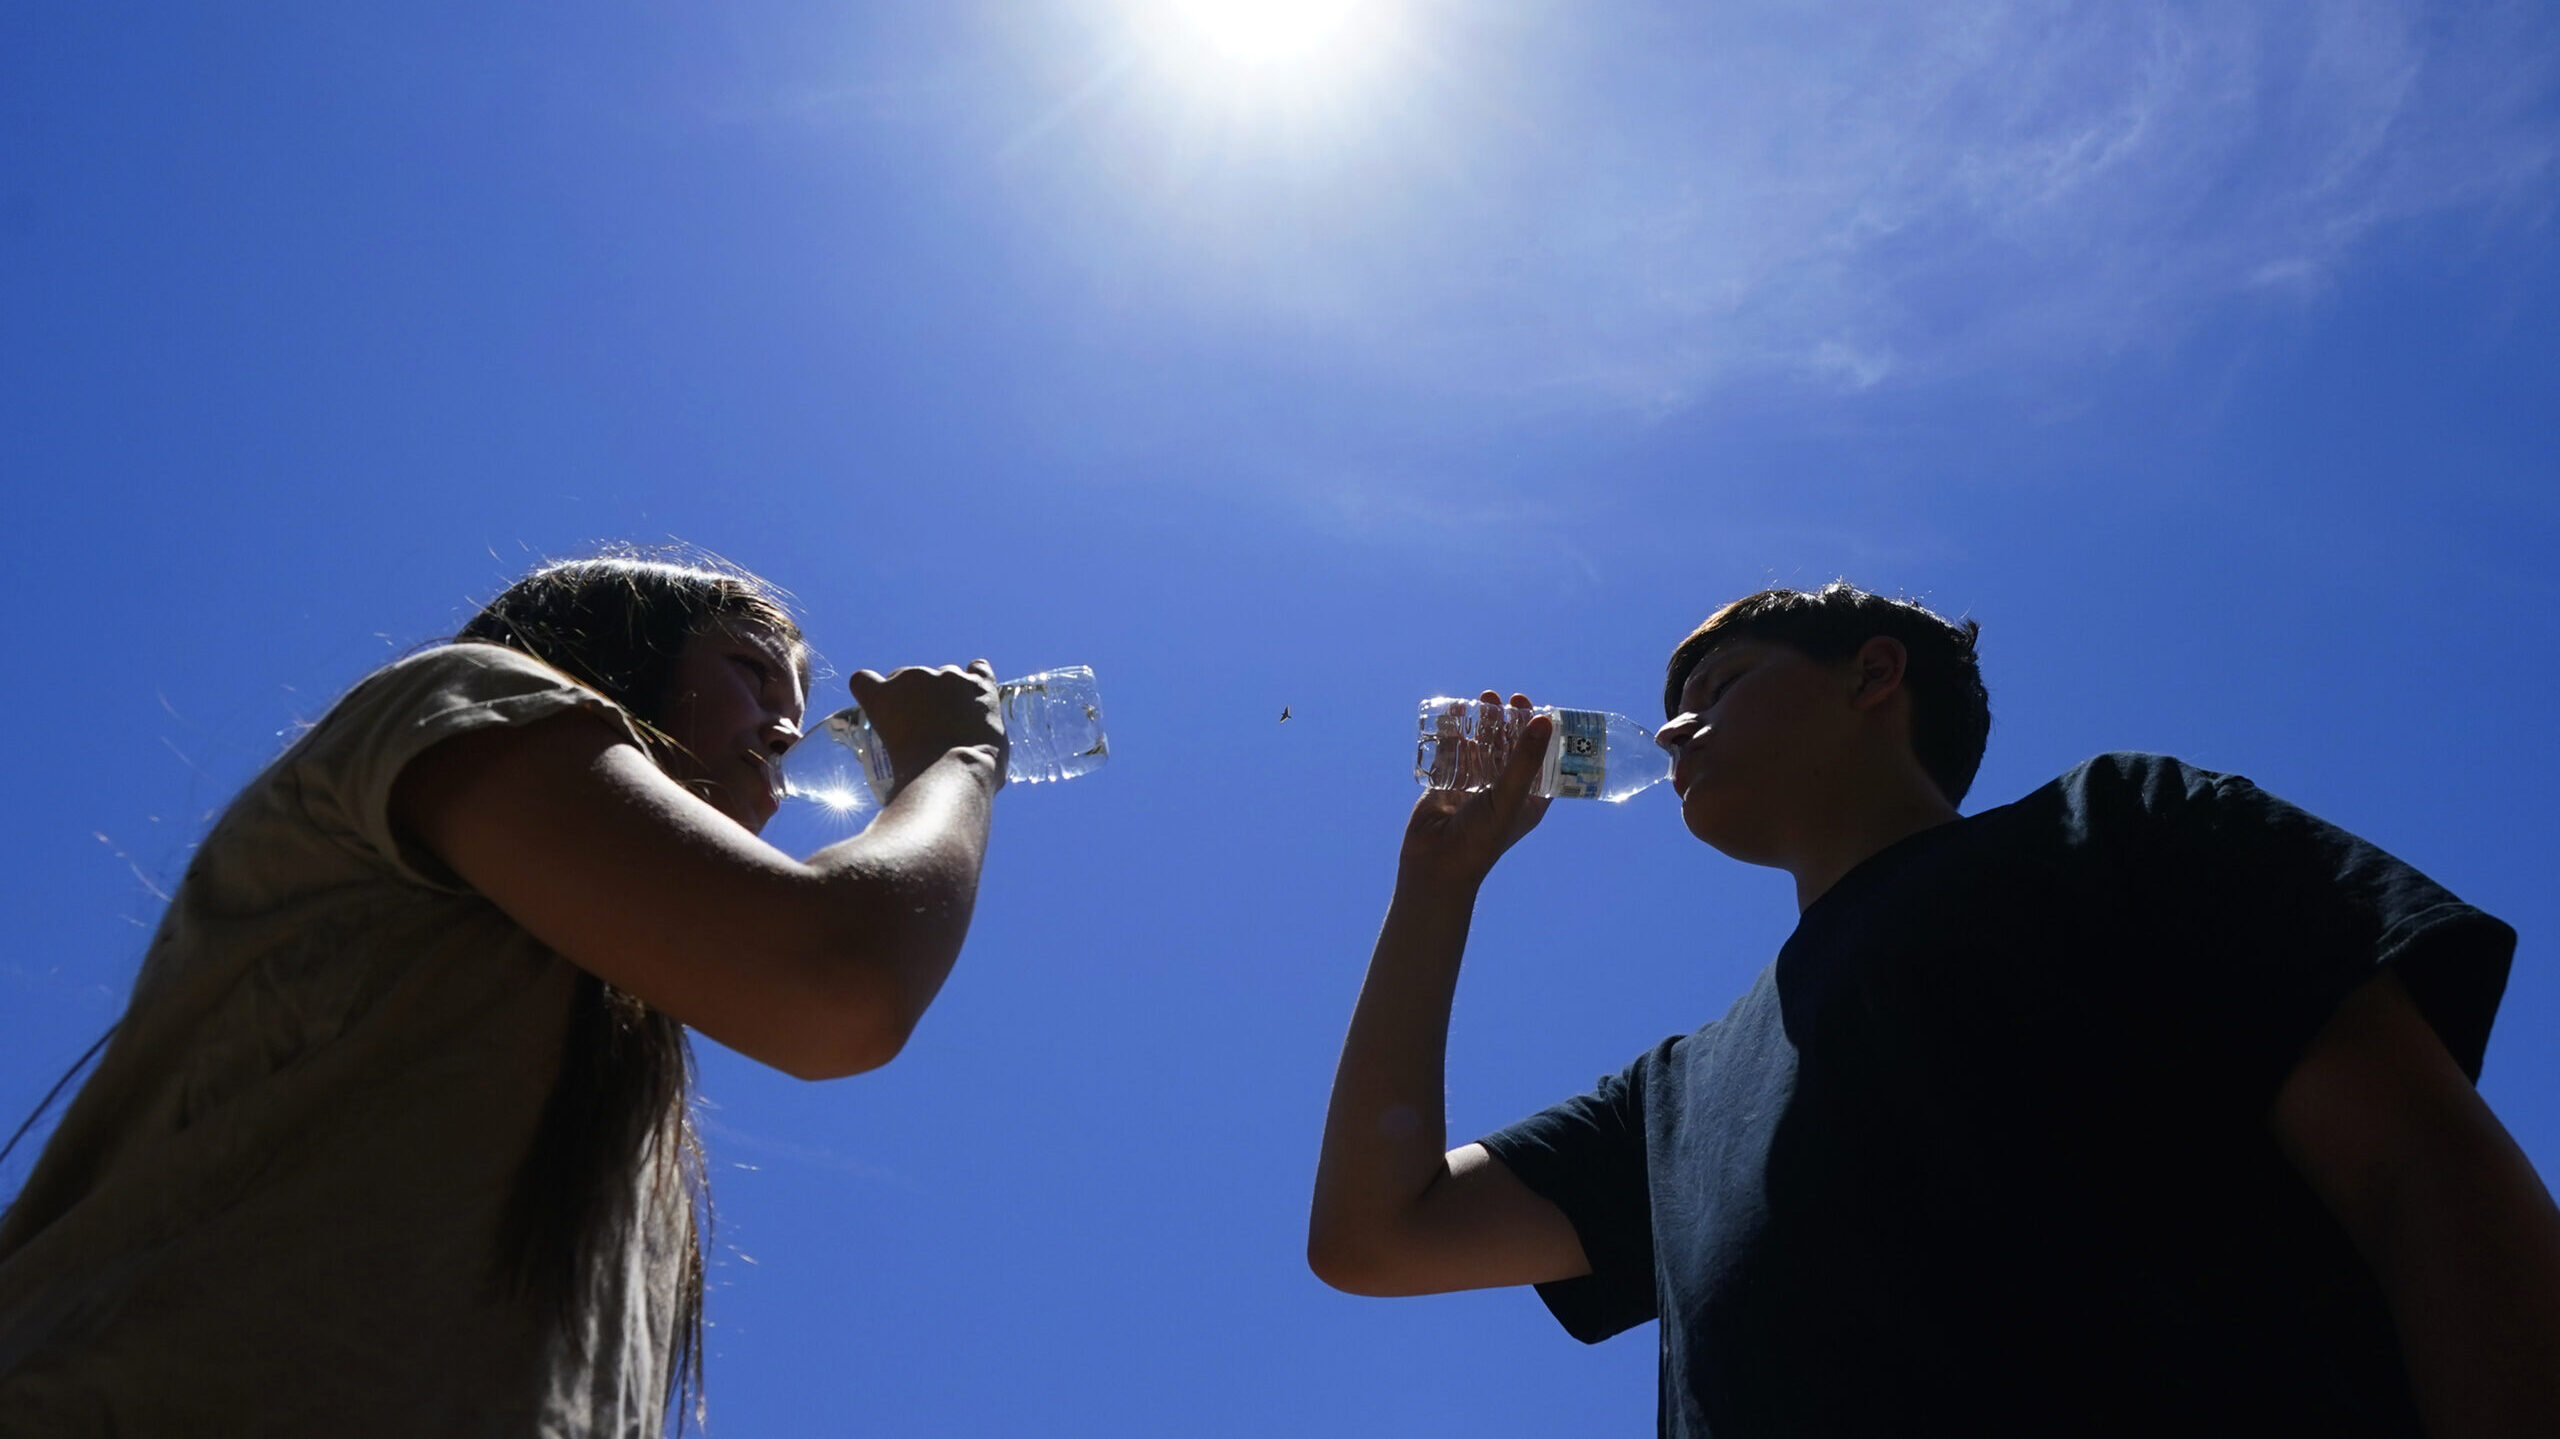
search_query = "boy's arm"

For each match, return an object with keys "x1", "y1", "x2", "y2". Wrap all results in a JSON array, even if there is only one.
[
  {"x1": 2273, "y1": 967, "x2": 2560, "y2": 1439},
  {"x1": 1308, "y1": 699, "x2": 1592, "y2": 1297}
]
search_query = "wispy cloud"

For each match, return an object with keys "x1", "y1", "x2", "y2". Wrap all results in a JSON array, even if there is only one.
[{"x1": 988, "y1": 0, "x2": 2559, "y2": 407}]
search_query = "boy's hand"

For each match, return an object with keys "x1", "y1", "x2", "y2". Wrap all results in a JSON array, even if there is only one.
[
  {"x1": 848, "y1": 660, "x2": 1009, "y2": 797},
  {"x1": 1399, "y1": 691, "x2": 1552, "y2": 892}
]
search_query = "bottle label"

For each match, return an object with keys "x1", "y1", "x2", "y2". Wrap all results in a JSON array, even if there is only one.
[{"x1": 1551, "y1": 708, "x2": 1607, "y2": 799}]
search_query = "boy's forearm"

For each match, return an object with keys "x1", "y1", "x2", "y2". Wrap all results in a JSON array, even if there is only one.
[{"x1": 1309, "y1": 873, "x2": 1480, "y2": 1278}]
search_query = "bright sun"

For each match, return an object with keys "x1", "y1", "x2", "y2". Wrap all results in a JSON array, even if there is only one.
[
  {"x1": 1160, "y1": 0, "x2": 1369, "y2": 67},
  {"x1": 1125, "y1": 0, "x2": 1400, "y2": 96},
  {"x1": 1105, "y1": 0, "x2": 1408, "y2": 142}
]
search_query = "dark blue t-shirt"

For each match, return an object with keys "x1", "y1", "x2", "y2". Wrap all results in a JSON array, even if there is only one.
[{"x1": 1480, "y1": 754, "x2": 2514, "y2": 1438}]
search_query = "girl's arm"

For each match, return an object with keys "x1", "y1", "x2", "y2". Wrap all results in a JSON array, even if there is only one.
[{"x1": 391, "y1": 668, "x2": 1003, "y2": 1080}]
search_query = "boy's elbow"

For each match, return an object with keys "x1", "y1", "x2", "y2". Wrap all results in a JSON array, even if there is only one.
[
  {"x1": 1306, "y1": 1216, "x2": 1399, "y2": 1297},
  {"x1": 1306, "y1": 1234, "x2": 1364, "y2": 1294}
]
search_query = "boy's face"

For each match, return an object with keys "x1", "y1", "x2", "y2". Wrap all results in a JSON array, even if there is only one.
[{"x1": 1656, "y1": 637, "x2": 1867, "y2": 863}]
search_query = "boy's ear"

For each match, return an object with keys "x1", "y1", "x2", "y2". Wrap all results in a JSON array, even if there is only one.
[{"x1": 1847, "y1": 636, "x2": 1908, "y2": 711}]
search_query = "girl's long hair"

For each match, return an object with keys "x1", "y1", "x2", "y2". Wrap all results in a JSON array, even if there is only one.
[{"x1": 457, "y1": 552, "x2": 809, "y2": 1433}]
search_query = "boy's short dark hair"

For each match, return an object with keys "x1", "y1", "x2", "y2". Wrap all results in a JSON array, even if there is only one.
[{"x1": 1664, "y1": 582, "x2": 1991, "y2": 805}]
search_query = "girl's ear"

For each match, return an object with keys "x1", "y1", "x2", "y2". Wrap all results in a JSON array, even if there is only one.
[{"x1": 1848, "y1": 636, "x2": 1909, "y2": 710}]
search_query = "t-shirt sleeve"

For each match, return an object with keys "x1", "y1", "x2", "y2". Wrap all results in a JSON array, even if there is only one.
[
  {"x1": 283, "y1": 642, "x2": 645, "y2": 890},
  {"x1": 1478, "y1": 1043, "x2": 1666, "y2": 1344},
  {"x1": 2091, "y1": 755, "x2": 2516, "y2": 1104}
]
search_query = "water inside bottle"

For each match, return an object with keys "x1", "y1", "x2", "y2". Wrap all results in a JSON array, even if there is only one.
[
  {"x1": 1415, "y1": 698, "x2": 1520, "y2": 793},
  {"x1": 1000, "y1": 667, "x2": 1109, "y2": 785},
  {"x1": 1413, "y1": 697, "x2": 1668, "y2": 803}
]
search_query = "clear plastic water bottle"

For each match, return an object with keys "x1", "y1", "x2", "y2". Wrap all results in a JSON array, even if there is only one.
[
  {"x1": 1414, "y1": 697, "x2": 1668, "y2": 803},
  {"x1": 783, "y1": 666, "x2": 1108, "y2": 817}
]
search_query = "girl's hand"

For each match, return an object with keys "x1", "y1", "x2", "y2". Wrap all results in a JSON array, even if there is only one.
[
  {"x1": 1398, "y1": 691, "x2": 1552, "y2": 894},
  {"x1": 848, "y1": 660, "x2": 1009, "y2": 797}
]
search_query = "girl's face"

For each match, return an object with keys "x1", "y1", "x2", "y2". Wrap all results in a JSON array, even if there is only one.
[{"x1": 657, "y1": 617, "x2": 808, "y2": 833}]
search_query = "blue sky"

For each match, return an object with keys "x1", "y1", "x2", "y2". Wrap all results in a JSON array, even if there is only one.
[{"x1": 5, "y1": 2, "x2": 2557, "y2": 1432}]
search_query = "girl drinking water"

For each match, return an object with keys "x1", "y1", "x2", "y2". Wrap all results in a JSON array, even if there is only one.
[{"x1": 0, "y1": 555, "x2": 1008, "y2": 1435}]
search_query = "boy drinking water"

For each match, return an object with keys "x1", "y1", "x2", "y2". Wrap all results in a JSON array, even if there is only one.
[{"x1": 1310, "y1": 583, "x2": 2559, "y2": 1437}]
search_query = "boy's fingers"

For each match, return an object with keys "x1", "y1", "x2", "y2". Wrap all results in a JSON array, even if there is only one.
[{"x1": 1490, "y1": 713, "x2": 1552, "y2": 813}]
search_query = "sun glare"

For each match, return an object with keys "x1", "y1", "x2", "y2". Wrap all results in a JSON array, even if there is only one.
[
  {"x1": 1093, "y1": 0, "x2": 1411, "y2": 171},
  {"x1": 1164, "y1": 0, "x2": 1368, "y2": 67},
  {"x1": 1125, "y1": 0, "x2": 1399, "y2": 99}
]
